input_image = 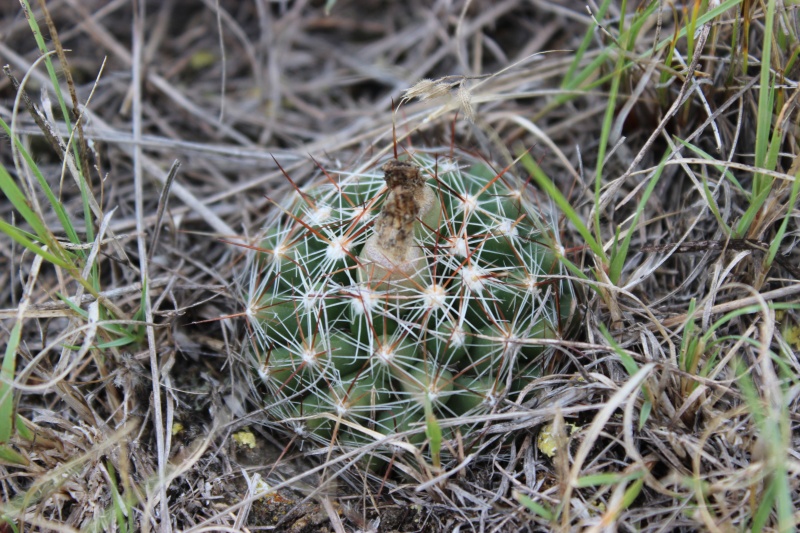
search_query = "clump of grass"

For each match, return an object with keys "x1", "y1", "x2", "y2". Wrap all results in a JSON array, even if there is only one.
[{"x1": 0, "y1": 1, "x2": 181, "y2": 530}]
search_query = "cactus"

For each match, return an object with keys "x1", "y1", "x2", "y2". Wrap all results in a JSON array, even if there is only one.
[{"x1": 240, "y1": 148, "x2": 575, "y2": 461}]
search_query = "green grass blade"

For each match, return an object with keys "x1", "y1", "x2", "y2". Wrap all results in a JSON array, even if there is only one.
[
  {"x1": 0, "y1": 322, "x2": 22, "y2": 444},
  {"x1": 621, "y1": 476, "x2": 645, "y2": 511},
  {"x1": 562, "y1": 0, "x2": 613, "y2": 87},
  {"x1": 0, "y1": 445, "x2": 29, "y2": 466},
  {"x1": 97, "y1": 337, "x2": 140, "y2": 349},
  {"x1": 0, "y1": 220, "x2": 72, "y2": 269},
  {"x1": 18, "y1": 0, "x2": 76, "y2": 161},
  {"x1": 0, "y1": 162, "x2": 67, "y2": 257},
  {"x1": 514, "y1": 491, "x2": 555, "y2": 521},
  {"x1": 19, "y1": 0, "x2": 95, "y2": 244},
  {"x1": 424, "y1": 399, "x2": 442, "y2": 470},
  {"x1": 735, "y1": 185, "x2": 773, "y2": 238},
  {"x1": 594, "y1": 45, "x2": 626, "y2": 246},
  {"x1": 766, "y1": 161, "x2": 800, "y2": 268},
  {"x1": 576, "y1": 473, "x2": 625, "y2": 487},
  {"x1": 609, "y1": 149, "x2": 668, "y2": 284},
  {"x1": 751, "y1": 467, "x2": 775, "y2": 532},
  {"x1": 15, "y1": 415, "x2": 33, "y2": 441},
  {"x1": 598, "y1": 323, "x2": 638, "y2": 376},
  {"x1": 518, "y1": 152, "x2": 606, "y2": 261},
  {"x1": 653, "y1": 0, "x2": 743, "y2": 57},
  {"x1": 774, "y1": 456, "x2": 793, "y2": 532},
  {"x1": 753, "y1": 0, "x2": 777, "y2": 195},
  {"x1": 575, "y1": 469, "x2": 644, "y2": 488},
  {"x1": 679, "y1": 299, "x2": 697, "y2": 372},
  {"x1": 673, "y1": 134, "x2": 745, "y2": 193},
  {"x1": 0, "y1": 116, "x2": 80, "y2": 246},
  {"x1": 599, "y1": 323, "x2": 656, "y2": 406},
  {"x1": 638, "y1": 400, "x2": 652, "y2": 430},
  {"x1": 784, "y1": 44, "x2": 800, "y2": 74},
  {"x1": 1, "y1": 516, "x2": 19, "y2": 533},
  {"x1": 107, "y1": 462, "x2": 128, "y2": 533}
]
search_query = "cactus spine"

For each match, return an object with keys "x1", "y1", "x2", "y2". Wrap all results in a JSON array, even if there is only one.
[{"x1": 241, "y1": 149, "x2": 574, "y2": 458}]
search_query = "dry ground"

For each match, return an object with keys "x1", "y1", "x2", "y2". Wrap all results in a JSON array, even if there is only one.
[{"x1": 1, "y1": 0, "x2": 799, "y2": 531}]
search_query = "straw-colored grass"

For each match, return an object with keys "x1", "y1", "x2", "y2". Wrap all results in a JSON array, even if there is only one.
[{"x1": 1, "y1": 0, "x2": 798, "y2": 531}]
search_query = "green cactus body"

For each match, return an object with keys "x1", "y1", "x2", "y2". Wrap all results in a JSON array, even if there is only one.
[{"x1": 242, "y1": 149, "x2": 574, "y2": 455}]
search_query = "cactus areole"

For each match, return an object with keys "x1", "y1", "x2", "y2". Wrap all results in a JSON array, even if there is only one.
[{"x1": 242, "y1": 149, "x2": 575, "y2": 460}]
